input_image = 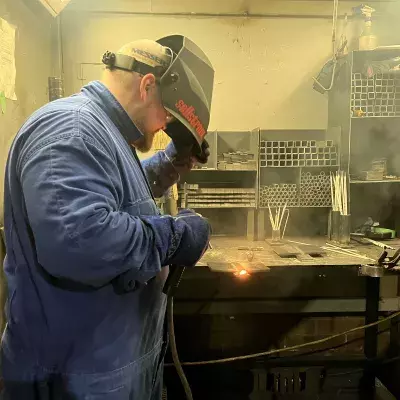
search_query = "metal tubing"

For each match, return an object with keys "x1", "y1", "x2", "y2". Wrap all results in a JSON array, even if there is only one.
[
  {"x1": 331, "y1": 211, "x2": 340, "y2": 242},
  {"x1": 339, "y1": 214, "x2": 351, "y2": 245},
  {"x1": 79, "y1": 10, "x2": 356, "y2": 20}
]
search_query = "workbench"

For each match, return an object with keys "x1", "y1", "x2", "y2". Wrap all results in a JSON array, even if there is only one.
[{"x1": 173, "y1": 236, "x2": 400, "y2": 399}]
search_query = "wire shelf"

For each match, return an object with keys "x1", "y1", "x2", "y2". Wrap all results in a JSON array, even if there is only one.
[
  {"x1": 260, "y1": 140, "x2": 338, "y2": 168},
  {"x1": 351, "y1": 72, "x2": 400, "y2": 117}
]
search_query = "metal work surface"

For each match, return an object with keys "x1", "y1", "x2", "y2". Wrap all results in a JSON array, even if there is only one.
[{"x1": 200, "y1": 236, "x2": 400, "y2": 273}]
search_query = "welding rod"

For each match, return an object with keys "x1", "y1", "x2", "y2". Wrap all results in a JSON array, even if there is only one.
[
  {"x1": 325, "y1": 243, "x2": 375, "y2": 261},
  {"x1": 268, "y1": 203, "x2": 276, "y2": 230},
  {"x1": 343, "y1": 172, "x2": 348, "y2": 216},
  {"x1": 279, "y1": 202, "x2": 287, "y2": 229},
  {"x1": 321, "y1": 246, "x2": 375, "y2": 261},
  {"x1": 363, "y1": 237, "x2": 395, "y2": 250},
  {"x1": 275, "y1": 207, "x2": 281, "y2": 230},
  {"x1": 281, "y1": 210, "x2": 290, "y2": 239}
]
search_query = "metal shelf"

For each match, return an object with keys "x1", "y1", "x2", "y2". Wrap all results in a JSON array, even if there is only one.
[
  {"x1": 186, "y1": 205, "x2": 256, "y2": 209},
  {"x1": 259, "y1": 205, "x2": 331, "y2": 209},
  {"x1": 192, "y1": 168, "x2": 257, "y2": 172},
  {"x1": 351, "y1": 115, "x2": 400, "y2": 119},
  {"x1": 192, "y1": 168, "x2": 218, "y2": 171},
  {"x1": 351, "y1": 179, "x2": 400, "y2": 184},
  {"x1": 217, "y1": 169, "x2": 257, "y2": 172},
  {"x1": 260, "y1": 165, "x2": 339, "y2": 168}
]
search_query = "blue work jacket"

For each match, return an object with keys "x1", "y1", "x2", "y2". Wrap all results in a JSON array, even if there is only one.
[{"x1": 1, "y1": 81, "x2": 196, "y2": 399}]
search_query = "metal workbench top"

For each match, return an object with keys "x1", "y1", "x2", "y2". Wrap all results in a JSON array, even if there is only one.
[{"x1": 199, "y1": 236, "x2": 400, "y2": 275}]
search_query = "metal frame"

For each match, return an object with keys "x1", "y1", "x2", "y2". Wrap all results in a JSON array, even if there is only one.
[{"x1": 174, "y1": 262, "x2": 400, "y2": 398}]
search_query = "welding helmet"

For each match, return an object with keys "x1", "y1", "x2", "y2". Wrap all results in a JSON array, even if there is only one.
[{"x1": 102, "y1": 35, "x2": 214, "y2": 147}]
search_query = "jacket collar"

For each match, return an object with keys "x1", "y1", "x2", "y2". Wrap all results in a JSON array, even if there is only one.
[{"x1": 81, "y1": 81, "x2": 143, "y2": 143}]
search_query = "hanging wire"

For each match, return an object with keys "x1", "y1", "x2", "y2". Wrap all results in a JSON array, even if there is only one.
[{"x1": 312, "y1": 0, "x2": 340, "y2": 92}]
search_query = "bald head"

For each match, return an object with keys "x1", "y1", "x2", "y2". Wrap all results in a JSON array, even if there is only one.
[{"x1": 101, "y1": 39, "x2": 173, "y2": 153}]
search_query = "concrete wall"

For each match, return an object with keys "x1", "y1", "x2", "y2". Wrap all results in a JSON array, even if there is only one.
[
  {"x1": 62, "y1": 0, "x2": 400, "y2": 133},
  {"x1": 0, "y1": 0, "x2": 53, "y2": 220}
]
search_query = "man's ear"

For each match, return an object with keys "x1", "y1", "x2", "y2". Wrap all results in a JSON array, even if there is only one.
[{"x1": 140, "y1": 74, "x2": 157, "y2": 100}]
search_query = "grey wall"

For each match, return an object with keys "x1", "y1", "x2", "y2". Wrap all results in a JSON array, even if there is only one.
[
  {"x1": 0, "y1": 0, "x2": 53, "y2": 220},
  {"x1": 61, "y1": 0, "x2": 400, "y2": 133}
]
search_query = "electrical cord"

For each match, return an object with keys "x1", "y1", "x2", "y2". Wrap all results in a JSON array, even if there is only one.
[
  {"x1": 165, "y1": 311, "x2": 400, "y2": 367},
  {"x1": 167, "y1": 296, "x2": 194, "y2": 400},
  {"x1": 312, "y1": 0, "x2": 341, "y2": 92},
  {"x1": 328, "y1": 355, "x2": 400, "y2": 378},
  {"x1": 274, "y1": 324, "x2": 395, "y2": 361}
]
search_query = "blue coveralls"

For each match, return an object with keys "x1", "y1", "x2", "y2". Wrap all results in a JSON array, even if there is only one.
[{"x1": 1, "y1": 81, "x2": 206, "y2": 399}]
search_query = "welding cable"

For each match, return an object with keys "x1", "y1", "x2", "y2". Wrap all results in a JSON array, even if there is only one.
[
  {"x1": 165, "y1": 311, "x2": 400, "y2": 367},
  {"x1": 327, "y1": 355, "x2": 400, "y2": 378},
  {"x1": 269, "y1": 325, "x2": 395, "y2": 361},
  {"x1": 167, "y1": 296, "x2": 194, "y2": 400},
  {"x1": 286, "y1": 318, "x2": 399, "y2": 360}
]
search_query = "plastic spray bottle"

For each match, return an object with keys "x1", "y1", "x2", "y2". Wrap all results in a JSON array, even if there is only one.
[{"x1": 358, "y1": 5, "x2": 377, "y2": 50}]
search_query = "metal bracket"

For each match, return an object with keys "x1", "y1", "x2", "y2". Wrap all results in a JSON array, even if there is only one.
[{"x1": 359, "y1": 265, "x2": 386, "y2": 278}]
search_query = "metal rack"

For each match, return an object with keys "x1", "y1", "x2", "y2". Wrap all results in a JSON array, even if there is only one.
[
  {"x1": 300, "y1": 171, "x2": 332, "y2": 207},
  {"x1": 328, "y1": 49, "x2": 400, "y2": 228},
  {"x1": 259, "y1": 184, "x2": 298, "y2": 208},
  {"x1": 181, "y1": 130, "x2": 259, "y2": 240},
  {"x1": 179, "y1": 185, "x2": 256, "y2": 208},
  {"x1": 258, "y1": 171, "x2": 333, "y2": 209},
  {"x1": 217, "y1": 151, "x2": 257, "y2": 171},
  {"x1": 257, "y1": 129, "x2": 340, "y2": 213},
  {"x1": 260, "y1": 140, "x2": 338, "y2": 168},
  {"x1": 351, "y1": 72, "x2": 400, "y2": 118}
]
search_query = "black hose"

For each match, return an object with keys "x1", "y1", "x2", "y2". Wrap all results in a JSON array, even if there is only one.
[{"x1": 167, "y1": 296, "x2": 194, "y2": 400}]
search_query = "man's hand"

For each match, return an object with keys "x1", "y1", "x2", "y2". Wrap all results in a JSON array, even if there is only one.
[
  {"x1": 165, "y1": 120, "x2": 210, "y2": 167},
  {"x1": 193, "y1": 140, "x2": 210, "y2": 164},
  {"x1": 166, "y1": 208, "x2": 211, "y2": 267}
]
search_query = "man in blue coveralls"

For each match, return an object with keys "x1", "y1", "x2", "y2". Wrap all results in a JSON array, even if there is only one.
[{"x1": 1, "y1": 36, "x2": 214, "y2": 399}]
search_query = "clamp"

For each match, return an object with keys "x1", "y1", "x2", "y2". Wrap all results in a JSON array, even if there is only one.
[
  {"x1": 359, "y1": 248, "x2": 400, "y2": 277},
  {"x1": 376, "y1": 248, "x2": 400, "y2": 270}
]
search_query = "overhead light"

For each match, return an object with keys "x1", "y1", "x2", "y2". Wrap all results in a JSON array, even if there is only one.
[{"x1": 36, "y1": 0, "x2": 74, "y2": 17}]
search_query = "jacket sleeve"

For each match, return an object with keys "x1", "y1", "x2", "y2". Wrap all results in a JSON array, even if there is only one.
[
  {"x1": 141, "y1": 142, "x2": 192, "y2": 198},
  {"x1": 19, "y1": 133, "x2": 205, "y2": 287}
]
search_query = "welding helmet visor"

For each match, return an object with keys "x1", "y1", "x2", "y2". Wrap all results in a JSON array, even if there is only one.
[{"x1": 156, "y1": 35, "x2": 214, "y2": 146}]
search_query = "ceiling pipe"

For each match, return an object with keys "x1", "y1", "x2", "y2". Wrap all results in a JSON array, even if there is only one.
[
  {"x1": 68, "y1": 10, "x2": 355, "y2": 20},
  {"x1": 68, "y1": 8, "x2": 395, "y2": 20}
]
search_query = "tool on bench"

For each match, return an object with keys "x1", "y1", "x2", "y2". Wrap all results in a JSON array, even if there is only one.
[
  {"x1": 354, "y1": 217, "x2": 396, "y2": 240},
  {"x1": 351, "y1": 233, "x2": 396, "y2": 250}
]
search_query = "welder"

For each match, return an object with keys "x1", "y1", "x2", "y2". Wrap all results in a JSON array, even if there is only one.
[{"x1": 1, "y1": 36, "x2": 214, "y2": 399}]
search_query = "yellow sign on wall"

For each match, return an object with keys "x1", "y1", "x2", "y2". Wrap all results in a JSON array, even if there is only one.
[{"x1": 0, "y1": 18, "x2": 17, "y2": 102}]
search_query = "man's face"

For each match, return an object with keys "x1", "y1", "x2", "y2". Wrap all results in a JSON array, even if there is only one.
[{"x1": 133, "y1": 74, "x2": 174, "y2": 153}]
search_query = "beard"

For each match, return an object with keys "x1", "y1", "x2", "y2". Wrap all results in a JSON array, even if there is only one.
[{"x1": 132, "y1": 131, "x2": 156, "y2": 153}]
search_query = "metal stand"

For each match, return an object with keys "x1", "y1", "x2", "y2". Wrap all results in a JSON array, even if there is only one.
[
  {"x1": 247, "y1": 209, "x2": 256, "y2": 241},
  {"x1": 360, "y1": 276, "x2": 381, "y2": 399}
]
